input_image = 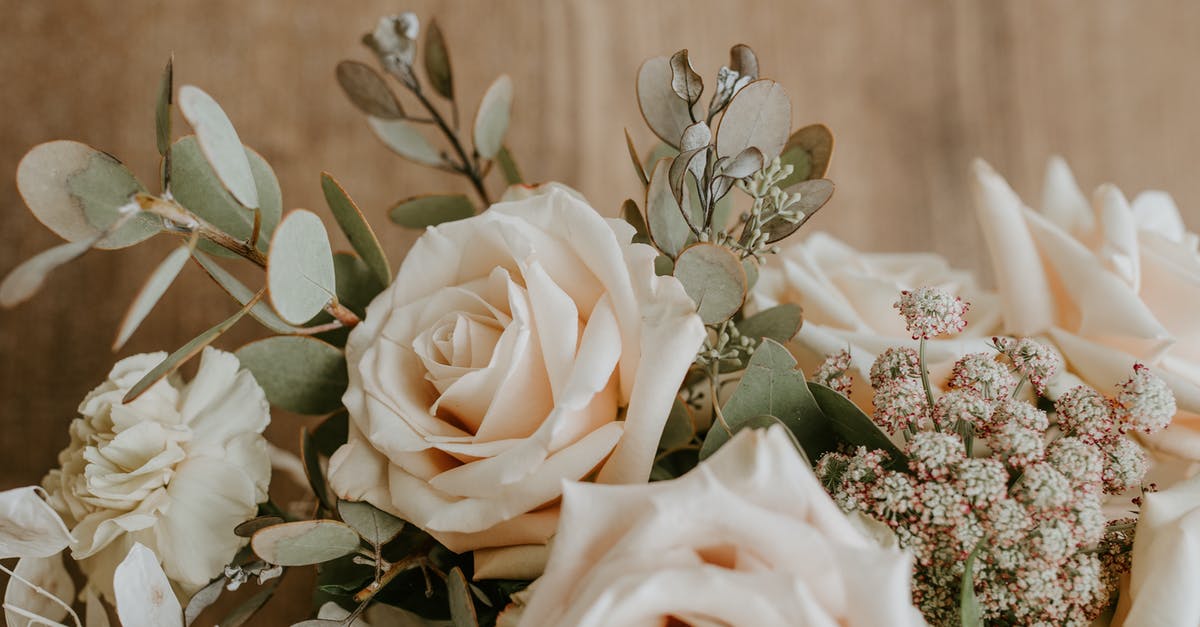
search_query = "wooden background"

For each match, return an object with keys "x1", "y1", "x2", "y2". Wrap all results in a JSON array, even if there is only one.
[{"x1": 3, "y1": 0, "x2": 1200, "y2": 622}]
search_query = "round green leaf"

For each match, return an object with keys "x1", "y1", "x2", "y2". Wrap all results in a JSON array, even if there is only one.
[
  {"x1": 778, "y1": 123, "x2": 834, "y2": 188},
  {"x1": 236, "y1": 336, "x2": 347, "y2": 415},
  {"x1": 645, "y1": 159, "x2": 694, "y2": 258},
  {"x1": 267, "y1": 210, "x2": 337, "y2": 325},
  {"x1": 251, "y1": 520, "x2": 360, "y2": 566},
  {"x1": 168, "y1": 136, "x2": 282, "y2": 256},
  {"x1": 337, "y1": 500, "x2": 405, "y2": 546},
  {"x1": 762, "y1": 178, "x2": 835, "y2": 244},
  {"x1": 473, "y1": 74, "x2": 512, "y2": 160},
  {"x1": 673, "y1": 243, "x2": 747, "y2": 324},
  {"x1": 16, "y1": 140, "x2": 159, "y2": 249},
  {"x1": 637, "y1": 56, "x2": 701, "y2": 148},
  {"x1": 715, "y1": 79, "x2": 791, "y2": 161},
  {"x1": 178, "y1": 85, "x2": 259, "y2": 209},
  {"x1": 738, "y1": 303, "x2": 803, "y2": 344}
]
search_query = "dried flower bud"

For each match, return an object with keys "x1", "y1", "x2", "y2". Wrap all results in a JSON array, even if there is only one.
[
  {"x1": 365, "y1": 13, "x2": 420, "y2": 83},
  {"x1": 893, "y1": 287, "x2": 970, "y2": 340}
]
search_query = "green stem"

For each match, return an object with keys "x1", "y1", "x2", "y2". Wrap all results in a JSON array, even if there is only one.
[
  {"x1": 409, "y1": 86, "x2": 492, "y2": 206},
  {"x1": 919, "y1": 338, "x2": 938, "y2": 430}
]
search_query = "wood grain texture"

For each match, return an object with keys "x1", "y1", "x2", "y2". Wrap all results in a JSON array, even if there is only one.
[{"x1": 2, "y1": 0, "x2": 1200, "y2": 622}]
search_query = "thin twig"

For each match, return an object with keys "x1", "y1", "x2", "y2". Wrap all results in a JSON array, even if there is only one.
[{"x1": 408, "y1": 86, "x2": 492, "y2": 206}]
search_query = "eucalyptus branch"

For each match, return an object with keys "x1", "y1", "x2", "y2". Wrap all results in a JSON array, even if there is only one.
[{"x1": 407, "y1": 85, "x2": 492, "y2": 206}]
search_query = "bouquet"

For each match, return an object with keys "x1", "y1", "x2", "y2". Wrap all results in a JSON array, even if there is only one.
[{"x1": 3, "y1": 11, "x2": 1200, "y2": 627}]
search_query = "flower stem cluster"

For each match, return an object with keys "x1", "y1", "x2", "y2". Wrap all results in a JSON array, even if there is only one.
[{"x1": 814, "y1": 289, "x2": 1177, "y2": 626}]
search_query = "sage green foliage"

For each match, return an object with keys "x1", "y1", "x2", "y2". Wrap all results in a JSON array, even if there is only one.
[
  {"x1": 807, "y1": 382, "x2": 906, "y2": 470},
  {"x1": 251, "y1": 520, "x2": 361, "y2": 566},
  {"x1": 700, "y1": 339, "x2": 829, "y2": 461},
  {"x1": 389, "y1": 194, "x2": 475, "y2": 228},
  {"x1": 267, "y1": 209, "x2": 338, "y2": 325},
  {"x1": 673, "y1": 243, "x2": 747, "y2": 324},
  {"x1": 168, "y1": 136, "x2": 282, "y2": 255},
  {"x1": 178, "y1": 85, "x2": 260, "y2": 209},
  {"x1": 235, "y1": 336, "x2": 348, "y2": 415},
  {"x1": 338, "y1": 500, "x2": 405, "y2": 546},
  {"x1": 447, "y1": 567, "x2": 479, "y2": 627},
  {"x1": 321, "y1": 172, "x2": 391, "y2": 286},
  {"x1": 737, "y1": 304, "x2": 803, "y2": 344}
]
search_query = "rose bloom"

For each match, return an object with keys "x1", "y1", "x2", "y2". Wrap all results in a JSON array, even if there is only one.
[
  {"x1": 754, "y1": 231, "x2": 1001, "y2": 397},
  {"x1": 513, "y1": 426, "x2": 924, "y2": 627},
  {"x1": 1112, "y1": 471, "x2": 1200, "y2": 626},
  {"x1": 327, "y1": 185, "x2": 706, "y2": 578},
  {"x1": 973, "y1": 158, "x2": 1200, "y2": 478},
  {"x1": 41, "y1": 348, "x2": 271, "y2": 601}
]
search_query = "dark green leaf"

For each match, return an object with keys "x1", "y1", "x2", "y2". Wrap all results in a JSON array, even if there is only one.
[
  {"x1": 17, "y1": 140, "x2": 159, "y2": 249},
  {"x1": 673, "y1": 243, "x2": 747, "y2": 324},
  {"x1": 336, "y1": 60, "x2": 405, "y2": 119},
  {"x1": 808, "y1": 382, "x2": 907, "y2": 470},
  {"x1": 447, "y1": 567, "x2": 479, "y2": 627},
  {"x1": 302, "y1": 427, "x2": 335, "y2": 512},
  {"x1": 738, "y1": 304, "x2": 803, "y2": 344},
  {"x1": 761, "y1": 178, "x2": 835, "y2": 244},
  {"x1": 620, "y1": 199, "x2": 650, "y2": 245},
  {"x1": 778, "y1": 124, "x2": 834, "y2": 188},
  {"x1": 333, "y1": 252, "x2": 385, "y2": 317},
  {"x1": 424, "y1": 19, "x2": 454, "y2": 100},
  {"x1": 321, "y1": 172, "x2": 391, "y2": 287},
  {"x1": 155, "y1": 57, "x2": 173, "y2": 157},
  {"x1": 389, "y1": 194, "x2": 475, "y2": 228},
  {"x1": 961, "y1": 546, "x2": 983, "y2": 627},
  {"x1": 122, "y1": 295, "x2": 258, "y2": 403},
  {"x1": 236, "y1": 336, "x2": 347, "y2": 415},
  {"x1": 338, "y1": 500, "x2": 405, "y2": 546},
  {"x1": 178, "y1": 85, "x2": 259, "y2": 209},
  {"x1": 496, "y1": 146, "x2": 523, "y2": 185},
  {"x1": 658, "y1": 396, "x2": 695, "y2": 450},
  {"x1": 701, "y1": 339, "x2": 834, "y2": 462},
  {"x1": 312, "y1": 411, "x2": 350, "y2": 458},
  {"x1": 234, "y1": 516, "x2": 285, "y2": 538}
]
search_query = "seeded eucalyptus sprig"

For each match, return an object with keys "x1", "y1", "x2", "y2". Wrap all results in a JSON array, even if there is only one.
[{"x1": 340, "y1": 13, "x2": 522, "y2": 229}]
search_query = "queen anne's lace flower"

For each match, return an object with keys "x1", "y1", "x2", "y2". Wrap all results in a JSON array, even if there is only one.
[
  {"x1": 1102, "y1": 438, "x2": 1148, "y2": 495},
  {"x1": 1055, "y1": 386, "x2": 1117, "y2": 445},
  {"x1": 906, "y1": 432, "x2": 966, "y2": 481},
  {"x1": 814, "y1": 349, "x2": 854, "y2": 396},
  {"x1": 987, "y1": 421, "x2": 1045, "y2": 469},
  {"x1": 947, "y1": 352, "x2": 1018, "y2": 401},
  {"x1": 41, "y1": 349, "x2": 270, "y2": 601},
  {"x1": 1046, "y1": 437, "x2": 1104, "y2": 486},
  {"x1": 1115, "y1": 363, "x2": 1177, "y2": 434},
  {"x1": 1013, "y1": 462, "x2": 1073, "y2": 510},
  {"x1": 992, "y1": 336, "x2": 1061, "y2": 394},
  {"x1": 871, "y1": 380, "x2": 929, "y2": 435},
  {"x1": 986, "y1": 398, "x2": 1050, "y2": 435},
  {"x1": 931, "y1": 389, "x2": 992, "y2": 434},
  {"x1": 894, "y1": 287, "x2": 970, "y2": 340},
  {"x1": 955, "y1": 458, "x2": 1007, "y2": 507},
  {"x1": 869, "y1": 347, "x2": 922, "y2": 389}
]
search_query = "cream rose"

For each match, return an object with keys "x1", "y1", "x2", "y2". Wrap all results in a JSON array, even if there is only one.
[
  {"x1": 514, "y1": 426, "x2": 924, "y2": 626},
  {"x1": 972, "y1": 158, "x2": 1200, "y2": 477},
  {"x1": 327, "y1": 185, "x2": 706, "y2": 578},
  {"x1": 754, "y1": 231, "x2": 1001, "y2": 395},
  {"x1": 1112, "y1": 471, "x2": 1200, "y2": 625},
  {"x1": 41, "y1": 347, "x2": 271, "y2": 601}
]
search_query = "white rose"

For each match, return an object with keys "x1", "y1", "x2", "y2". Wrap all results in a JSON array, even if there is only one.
[
  {"x1": 41, "y1": 347, "x2": 271, "y2": 601},
  {"x1": 327, "y1": 185, "x2": 706, "y2": 578},
  {"x1": 516, "y1": 426, "x2": 925, "y2": 626},
  {"x1": 754, "y1": 231, "x2": 1001, "y2": 395},
  {"x1": 1113, "y1": 472, "x2": 1200, "y2": 626},
  {"x1": 972, "y1": 158, "x2": 1200, "y2": 476}
]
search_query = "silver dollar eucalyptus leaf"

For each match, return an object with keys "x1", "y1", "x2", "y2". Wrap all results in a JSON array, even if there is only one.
[
  {"x1": 336, "y1": 60, "x2": 405, "y2": 119},
  {"x1": 646, "y1": 158, "x2": 696, "y2": 257},
  {"x1": 715, "y1": 79, "x2": 791, "y2": 162},
  {"x1": 178, "y1": 85, "x2": 260, "y2": 210},
  {"x1": 473, "y1": 74, "x2": 513, "y2": 160},
  {"x1": 267, "y1": 209, "x2": 338, "y2": 325},
  {"x1": 669, "y1": 49, "x2": 703, "y2": 105},
  {"x1": 637, "y1": 56, "x2": 701, "y2": 148},
  {"x1": 720, "y1": 146, "x2": 764, "y2": 180},
  {"x1": 729, "y1": 44, "x2": 759, "y2": 81},
  {"x1": 368, "y1": 116, "x2": 444, "y2": 166}
]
